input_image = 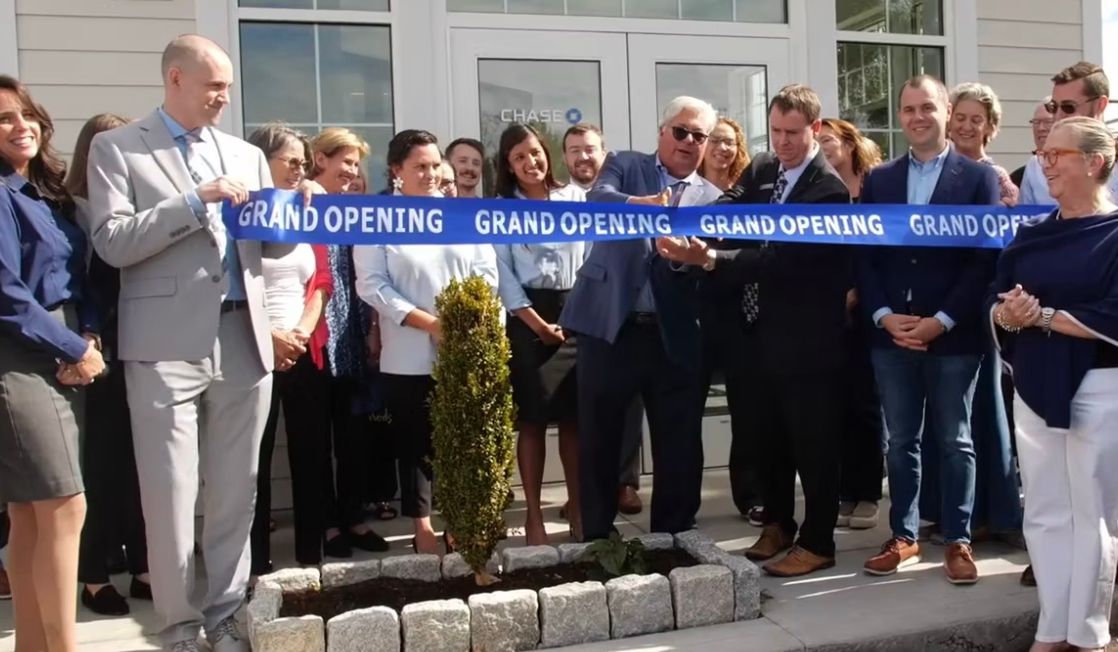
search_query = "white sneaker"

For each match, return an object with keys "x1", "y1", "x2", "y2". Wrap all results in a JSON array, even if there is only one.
[
  {"x1": 848, "y1": 501, "x2": 879, "y2": 529},
  {"x1": 836, "y1": 501, "x2": 856, "y2": 527},
  {"x1": 207, "y1": 618, "x2": 249, "y2": 652}
]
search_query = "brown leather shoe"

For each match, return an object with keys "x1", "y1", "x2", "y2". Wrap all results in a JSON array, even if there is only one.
[
  {"x1": 864, "y1": 537, "x2": 921, "y2": 576},
  {"x1": 1020, "y1": 564, "x2": 1036, "y2": 587},
  {"x1": 763, "y1": 546, "x2": 836, "y2": 577},
  {"x1": 945, "y1": 543, "x2": 979, "y2": 585},
  {"x1": 745, "y1": 524, "x2": 794, "y2": 561},
  {"x1": 618, "y1": 485, "x2": 643, "y2": 515},
  {"x1": 0, "y1": 567, "x2": 10, "y2": 600}
]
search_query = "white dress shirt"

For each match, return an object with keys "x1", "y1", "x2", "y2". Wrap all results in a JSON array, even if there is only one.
[{"x1": 353, "y1": 242, "x2": 499, "y2": 376}]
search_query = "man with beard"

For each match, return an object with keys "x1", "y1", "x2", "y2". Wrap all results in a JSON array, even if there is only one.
[
  {"x1": 446, "y1": 137, "x2": 484, "y2": 198},
  {"x1": 561, "y1": 123, "x2": 646, "y2": 516}
]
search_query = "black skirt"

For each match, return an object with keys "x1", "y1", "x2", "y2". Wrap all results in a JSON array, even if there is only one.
[{"x1": 507, "y1": 288, "x2": 578, "y2": 424}]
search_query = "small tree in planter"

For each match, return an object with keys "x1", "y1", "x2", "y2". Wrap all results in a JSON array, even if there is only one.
[{"x1": 430, "y1": 275, "x2": 516, "y2": 586}]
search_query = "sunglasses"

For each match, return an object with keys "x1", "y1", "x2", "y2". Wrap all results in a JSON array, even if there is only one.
[
  {"x1": 1044, "y1": 97, "x2": 1101, "y2": 115},
  {"x1": 1036, "y1": 147, "x2": 1085, "y2": 166},
  {"x1": 670, "y1": 125, "x2": 709, "y2": 145},
  {"x1": 273, "y1": 156, "x2": 310, "y2": 173}
]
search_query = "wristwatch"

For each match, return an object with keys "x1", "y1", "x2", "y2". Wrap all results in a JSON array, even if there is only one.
[{"x1": 1039, "y1": 307, "x2": 1055, "y2": 335}]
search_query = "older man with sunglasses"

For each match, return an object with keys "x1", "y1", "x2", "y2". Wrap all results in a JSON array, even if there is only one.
[
  {"x1": 560, "y1": 96, "x2": 722, "y2": 541},
  {"x1": 1021, "y1": 62, "x2": 1116, "y2": 205}
]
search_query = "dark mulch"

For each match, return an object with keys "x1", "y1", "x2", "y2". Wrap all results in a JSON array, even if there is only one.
[{"x1": 280, "y1": 548, "x2": 699, "y2": 621}]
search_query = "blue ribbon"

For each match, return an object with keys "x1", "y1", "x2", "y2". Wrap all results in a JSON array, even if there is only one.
[{"x1": 223, "y1": 189, "x2": 1053, "y2": 249}]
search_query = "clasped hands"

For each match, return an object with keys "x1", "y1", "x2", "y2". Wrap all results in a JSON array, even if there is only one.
[
  {"x1": 56, "y1": 333, "x2": 105, "y2": 386},
  {"x1": 273, "y1": 328, "x2": 309, "y2": 371},
  {"x1": 994, "y1": 284, "x2": 1042, "y2": 330},
  {"x1": 881, "y1": 314, "x2": 946, "y2": 352}
]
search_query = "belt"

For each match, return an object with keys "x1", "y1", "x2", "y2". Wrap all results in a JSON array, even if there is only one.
[
  {"x1": 627, "y1": 311, "x2": 659, "y2": 327},
  {"x1": 221, "y1": 299, "x2": 248, "y2": 314}
]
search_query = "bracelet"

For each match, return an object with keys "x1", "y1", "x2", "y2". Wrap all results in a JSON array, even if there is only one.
[{"x1": 994, "y1": 306, "x2": 1022, "y2": 333}]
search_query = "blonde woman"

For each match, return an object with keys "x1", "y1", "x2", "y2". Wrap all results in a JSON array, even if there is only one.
[
  {"x1": 949, "y1": 82, "x2": 1019, "y2": 206},
  {"x1": 699, "y1": 116, "x2": 750, "y2": 191},
  {"x1": 308, "y1": 128, "x2": 391, "y2": 556}
]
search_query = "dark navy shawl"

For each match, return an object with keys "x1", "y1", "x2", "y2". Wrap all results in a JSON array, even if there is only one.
[{"x1": 987, "y1": 209, "x2": 1118, "y2": 428}]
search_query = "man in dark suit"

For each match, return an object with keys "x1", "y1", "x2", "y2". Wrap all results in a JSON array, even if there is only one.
[
  {"x1": 858, "y1": 75, "x2": 1001, "y2": 586},
  {"x1": 560, "y1": 96, "x2": 722, "y2": 540},
  {"x1": 658, "y1": 84, "x2": 851, "y2": 577}
]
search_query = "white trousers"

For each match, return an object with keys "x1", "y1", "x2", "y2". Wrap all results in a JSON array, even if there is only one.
[{"x1": 1016, "y1": 368, "x2": 1118, "y2": 648}]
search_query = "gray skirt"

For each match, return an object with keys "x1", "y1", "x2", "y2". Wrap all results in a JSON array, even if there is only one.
[{"x1": 0, "y1": 304, "x2": 85, "y2": 503}]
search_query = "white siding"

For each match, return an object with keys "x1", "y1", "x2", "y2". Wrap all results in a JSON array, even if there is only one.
[
  {"x1": 15, "y1": 0, "x2": 195, "y2": 155},
  {"x1": 977, "y1": 0, "x2": 1088, "y2": 170}
]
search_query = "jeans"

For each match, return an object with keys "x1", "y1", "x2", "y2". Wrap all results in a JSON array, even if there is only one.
[{"x1": 871, "y1": 347, "x2": 980, "y2": 543}]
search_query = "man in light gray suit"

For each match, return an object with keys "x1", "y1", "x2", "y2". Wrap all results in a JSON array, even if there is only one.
[{"x1": 84, "y1": 35, "x2": 273, "y2": 652}]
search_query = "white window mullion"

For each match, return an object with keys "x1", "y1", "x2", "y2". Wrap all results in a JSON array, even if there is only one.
[{"x1": 313, "y1": 25, "x2": 324, "y2": 128}]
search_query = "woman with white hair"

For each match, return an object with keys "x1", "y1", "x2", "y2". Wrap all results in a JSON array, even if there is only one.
[
  {"x1": 949, "y1": 81, "x2": 1019, "y2": 206},
  {"x1": 988, "y1": 116, "x2": 1118, "y2": 652}
]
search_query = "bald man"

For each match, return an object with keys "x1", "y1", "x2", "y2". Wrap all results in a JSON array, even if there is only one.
[{"x1": 84, "y1": 35, "x2": 273, "y2": 652}]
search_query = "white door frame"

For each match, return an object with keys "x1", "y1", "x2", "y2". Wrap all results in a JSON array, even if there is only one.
[{"x1": 448, "y1": 29, "x2": 632, "y2": 151}]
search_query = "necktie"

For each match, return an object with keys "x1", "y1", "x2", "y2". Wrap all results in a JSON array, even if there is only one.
[
  {"x1": 180, "y1": 129, "x2": 242, "y2": 299},
  {"x1": 741, "y1": 168, "x2": 786, "y2": 325},
  {"x1": 668, "y1": 180, "x2": 689, "y2": 207}
]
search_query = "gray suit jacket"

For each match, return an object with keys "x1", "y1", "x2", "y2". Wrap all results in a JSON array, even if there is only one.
[{"x1": 83, "y1": 110, "x2": 273, "y2": 370}]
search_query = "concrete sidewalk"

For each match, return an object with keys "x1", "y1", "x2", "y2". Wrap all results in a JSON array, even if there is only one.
[{"x1": 0, "y1": 469, "x2": 1051, "y2": 651}]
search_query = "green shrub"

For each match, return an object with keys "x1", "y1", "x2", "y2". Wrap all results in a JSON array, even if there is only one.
[{"x1": 430, "y1": 275, "x2": 516, "y2": 585}]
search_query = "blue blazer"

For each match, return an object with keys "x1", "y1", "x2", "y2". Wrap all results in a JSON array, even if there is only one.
[
  {"x1": 559, "y1": 151, "x2": 721, "y2": 367},
  {"x1": 856, "y1": 149, "x2": 1001, "y2": 355}
]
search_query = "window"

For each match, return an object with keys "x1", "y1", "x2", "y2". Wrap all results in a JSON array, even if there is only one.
[
  {"x1": 835, "y1": 0, "x2": 944, "y2": 158},
  {"x1": 239, "y1": 21, "x2": 394, "y2": 188},
  {"x1": 239, "y1": 0, "x2": 388, "y2": 9},
  {"x1": 836, "y1": 43, "x2": 943, "y2": 158},
  {"x1": 654, "y1": 63, "x2": 769, "y2": 156},
  {"x1": 446, "y1": 0, "x2": 786, "y2": 22},
  {"x1": 835, "y1": 0, "x2": 941, "y2": 35}
]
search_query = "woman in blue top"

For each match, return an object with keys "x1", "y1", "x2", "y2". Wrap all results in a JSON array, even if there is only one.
[
  {"x1": 0, "y1": 75, "x2": 104, "y2": 652},
  {"x1": 988, "y1": 116, "x2": 1118, "y2": 652},
  {"x1": 494, "y1": 123, "x2": 589, "y2": 543}
]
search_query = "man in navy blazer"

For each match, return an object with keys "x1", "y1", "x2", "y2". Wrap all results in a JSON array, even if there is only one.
[
  {"x1": 858, "y1": 75, "x2": 1000, "y2": 585},
  {"x1": 559, "y1": 96, "x2": 722, "y2": 540}
]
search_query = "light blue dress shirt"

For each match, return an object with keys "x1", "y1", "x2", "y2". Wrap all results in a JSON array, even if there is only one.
[
  {"x1": 872, "y1": 145, "x2": 955, "y2": 331},
  {"x1": 156, "y1": 108, "x2": 245, "y2": 301},
  {"x1": 495, "y1": 185, "x2": 590, "y2": 311},
  {"x1": 630, "y1": 159, "x2": 702, "y2": 313}
]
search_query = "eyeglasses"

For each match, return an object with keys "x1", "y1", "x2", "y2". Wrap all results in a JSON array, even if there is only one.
[
  {"x1": 273, "y1": 156, "x2": 310, "y2": 173},
  {"x1": 670, "y1": 125, "x2": 709, "y2": 145},
  {"x1": 1036, "y1": 147, "x2": 1085, "y2": 166},
  {"x1": 1028, "y1": 118, "x2": 1054, "y2": 127},
  {"x1": 1044, "y1": 98, "x2": 1101, "y2": 115},
  {"x1": 708, "y1": 136, "x2": 736, "y2": 148}
]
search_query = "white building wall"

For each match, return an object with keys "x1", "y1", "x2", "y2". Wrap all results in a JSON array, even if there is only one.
[
  {"x1": 14, "y1": 0, "x2": 194, "y2": 156},
  {"x1": 977, "y1": 0, "x2": 1088, "y2": 169}
]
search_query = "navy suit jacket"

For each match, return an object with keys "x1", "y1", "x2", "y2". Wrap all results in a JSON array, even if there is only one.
[
  {"x1": 856, "y1": 149, "x2": 1001, "y2": 354},
  {"x1": 558, "y1": 151, "x2": 721, "y2": 367}
]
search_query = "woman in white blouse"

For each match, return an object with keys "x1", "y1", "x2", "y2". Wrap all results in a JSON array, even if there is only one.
[
  {"x1": 353, "y1": 130, "x2": 499, "y2": 554},
  {"x1": 494, "y1": 123, "x2": 589, "y2": 543}
]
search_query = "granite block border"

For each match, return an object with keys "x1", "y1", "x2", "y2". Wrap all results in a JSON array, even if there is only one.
[{"x1": 248, "y1": 531, "x2": 760, "y2": 651}]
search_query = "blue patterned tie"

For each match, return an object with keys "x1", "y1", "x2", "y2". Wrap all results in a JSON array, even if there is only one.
[{"x1": 741, "y1": 168, "x2": 786, "y2": 324}]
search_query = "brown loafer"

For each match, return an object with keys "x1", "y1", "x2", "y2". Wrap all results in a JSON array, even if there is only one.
[
  {"x1": 1020, "y1": 564, "x2": 1036, "y2": 587},
  {"x1": 745, "y1": 524, "x2": 794, "y2": 561},
  {"x1": 763, "y1": 546, "x2": 835, "y2": 577},
  {"x1": 945, "y1": 542, "x2": 979, "y2": 585},
  {"x1": 864, "y1": 537, "x2": 921, "y2": 576},
  {"x1": 618, "y1": 485, "x2": 643, "y2": 515}
]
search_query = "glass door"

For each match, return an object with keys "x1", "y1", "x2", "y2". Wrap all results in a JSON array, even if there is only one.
[
  {"x1": 449, "y1": 29, "x2": 631, "y2": 192},
  {"x1": 626, "y1": 34, "x2": 791, "y2": 155}
]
